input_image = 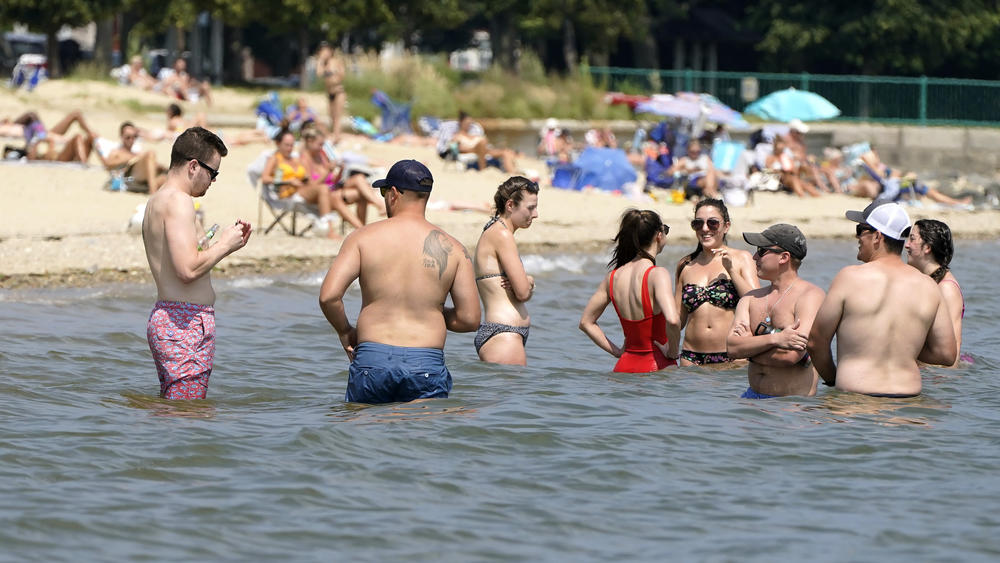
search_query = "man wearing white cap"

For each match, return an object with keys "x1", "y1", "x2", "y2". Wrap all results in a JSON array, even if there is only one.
[{"x1": 807, "y1": 202, "x2": 957, "y2": 397}]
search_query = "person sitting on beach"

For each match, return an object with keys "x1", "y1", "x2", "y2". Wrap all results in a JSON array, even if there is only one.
[
  {"x1": 452, "y1": 111, "x2": 517, "y2": 174},
  {"x1": 142, "y1": 127, "x2": 252, "y2": 399},
  {"x1": 474, "y1": 176, "x2": 539, "y2": 365},
  {"x1": 125, "y1": 55, "x2": 156, "y2": 90},
  {"x1": 852, "y1": 145, "x2": 972, "y2": 208},
  {"x1": 300, "y1": 127, "x2": 385, "y2": 231},
  {"x1": 765, "y1": 137, "x2": 821, "y2": 198},
  {"x1": 666, "y1": 139, "x2": 719, "y2": 200},
  {"x1": 99, "y1": 121, "x2": 167, "y2": 193},
  {"x1": 319, "y1": 159, "x2": 481, "y2": 403},
  {"x1": 808, "y1": 202, "x2": 957, "y2": 397},
  {"x1": 727, "y1": 224, "x2": 825, "y2": 398},
  {"x1": 261, "y1": 129, "x2": 339, "y2": 238},
  {"x1": 819, "y1": 147, "x2": 880, "y2": 198},
  {"x1": 580, "y1": 209, "x2": 681, "y2": 372},
  {"x1": 22, "y1": 110, "x2": 98, "y2": 164},
  {"x1": 157, "y1": 58, "x2": 213, "y2": 106},
  {"x1": 675, "y1": 198, "x2": 759, "y2": 366},
  {"x1": 285, "y1": 97, "x2": 321, "y2": 134},
  {"x1": 584, "y1": 127, "x2": 617, "y2": 149},
  {"x1": 781, "y1": 119, "x2": 829, "y2": 192},
  {"x1": 905, "y1": 219, "x2": 967, "y2": 367}
]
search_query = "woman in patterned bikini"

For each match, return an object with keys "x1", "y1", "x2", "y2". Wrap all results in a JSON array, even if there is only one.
[
  {"x1": 674, "y1": 198, "x2": 759, "y2": 366},
  {"x1": 473, "y1": 176, "x2": 539, "y2": 365}
]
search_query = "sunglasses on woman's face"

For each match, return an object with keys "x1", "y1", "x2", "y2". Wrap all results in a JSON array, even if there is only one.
[{"x1": 691, "y1": 218, "x2": 722, "y2": 231}]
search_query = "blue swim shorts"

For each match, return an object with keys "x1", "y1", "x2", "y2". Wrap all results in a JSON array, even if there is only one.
[
  {"x1": 346, "y1": 342, "x2": 452, "y2": 404},
  {"x1": 741, "y1": 386, "x2": 777, "y2": 399}
]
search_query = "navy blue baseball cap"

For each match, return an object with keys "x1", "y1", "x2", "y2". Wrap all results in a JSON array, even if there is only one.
[{"x1": 372, "y1": 159, "x2": 434, "y2": 192}]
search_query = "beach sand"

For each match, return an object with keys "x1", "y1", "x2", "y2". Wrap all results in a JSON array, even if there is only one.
[{"x1": 2, "y1": 80, "x2": 998, "y2": 288}]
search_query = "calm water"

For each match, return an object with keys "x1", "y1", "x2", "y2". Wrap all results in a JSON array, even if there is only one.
[{"x1": 2, "y1": 240, "x2": 999, "y2": 561}]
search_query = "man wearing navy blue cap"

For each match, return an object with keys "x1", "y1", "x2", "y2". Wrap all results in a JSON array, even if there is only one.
[{"x1": 320, "y1": 159, "x2": 481, "y2": 403}]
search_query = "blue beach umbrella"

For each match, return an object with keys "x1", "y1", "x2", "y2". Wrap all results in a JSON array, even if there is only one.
[{"x1": 744, "y1": 87, "x2": 841, "y2": 122}]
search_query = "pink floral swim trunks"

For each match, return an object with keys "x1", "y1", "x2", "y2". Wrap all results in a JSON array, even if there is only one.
[{"x1": 147, "y1": 300, "x2": 216, "y2": 400}]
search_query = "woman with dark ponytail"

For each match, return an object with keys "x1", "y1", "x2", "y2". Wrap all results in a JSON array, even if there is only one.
[
  {"x1": 579, "y1": 209, "x2": 681, "y2": 372},
  {"x1": 905, "y1": 219, "x2": 967, "y2": 366},
  {"x1": 473, "y1": 176, "x2": 539, "y2": 365},
  {"x1": 674, "y1": 198, "x2": 758, "y2": 365}
]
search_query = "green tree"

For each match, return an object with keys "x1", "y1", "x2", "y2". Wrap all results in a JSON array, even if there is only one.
[
  {"x1": 0, "y1": 0, "x2": 119, "y2": 76},
  {"x1": 747, "y1": 0, "x2": 1000, "y2": 75}
]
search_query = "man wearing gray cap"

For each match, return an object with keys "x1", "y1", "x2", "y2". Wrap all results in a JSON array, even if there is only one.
[
  {"x1": 727, "y1": 224, "x2": 826, "y2": 398},
  {"x1": 319, "y1": 159, "x2": 481, "y2": 403},
  {"x1": 807, "y1": 201, "x2": 957, "y2": 397}
]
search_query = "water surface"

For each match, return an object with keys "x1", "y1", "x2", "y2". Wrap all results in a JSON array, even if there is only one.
[{"x1": 1, "y1": 240, "x2": 998, "y2": 560}]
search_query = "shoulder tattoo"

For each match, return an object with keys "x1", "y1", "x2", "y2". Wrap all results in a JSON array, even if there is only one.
[{"x1": 423, "y1": 230, "x2": 453, "y2": 279}]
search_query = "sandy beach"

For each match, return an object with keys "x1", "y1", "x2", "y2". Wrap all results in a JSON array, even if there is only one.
[{"x1": 2, "y1": 80, "x2": 998, "y2": 288}]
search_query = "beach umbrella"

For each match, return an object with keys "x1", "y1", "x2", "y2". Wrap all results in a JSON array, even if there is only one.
[
  {"x1": 572, "y1": 147, "x2": 637, "y2": 192},
  {"x1": 744, "y1": 87, "x2": 841, "y2": 122},
  {"x1": 635, "y1": 92, "x2": 750, "y2": 129}
]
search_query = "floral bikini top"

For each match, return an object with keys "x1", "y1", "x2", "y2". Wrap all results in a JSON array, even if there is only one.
[{"x1": 681, "y1": 278, "x2": 738, "y2": 312}]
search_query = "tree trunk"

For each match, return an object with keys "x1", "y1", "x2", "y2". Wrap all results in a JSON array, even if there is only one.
[
  {"x1": 631, "y1": 16, "x2": 658, "y2": 70},
  {"x1": 94, "y1": 18, "x2": 114, "y2": 69},
  {"x1": 45, "y1": 31, "x2": 61, "y2": 78},
  {"x1": 562, "y1": 18, "x2": 578, "y2": 74},
  {"x1": 298, "y1": 28, "x2": 309, "y2": 89},
  {"x1": 489, "y1": 17, "x2": 517, "y2": 72}
]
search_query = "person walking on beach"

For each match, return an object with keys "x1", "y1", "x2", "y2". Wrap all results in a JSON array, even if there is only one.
[
  {"x1": 316, "y1": 42, "x2": 346, "y2": 144},
  {"x1": 675, "y1": 198, "x2": 759, "y2": 366},
  {"x1": 580, "y1": 209, "x2": 681, "y2": 372},
  {"x1": 319, "y1": 159, "x2": 480, "y2": 403},
  {"x1": 142, "y1": 127, "x2": 252, "y2": 400},
  {"x1": 905, "y1": 219, "x2": 967, "y2": 367},
  {"x1": 474, "y1": 176, "x2": 539, "y2": 365},
  {"x1": 727, "y1": 224, "x2": 825, "y2": 398},
  {"x1": 808, "y1": 202, "x2": 957, "y2": 397}
]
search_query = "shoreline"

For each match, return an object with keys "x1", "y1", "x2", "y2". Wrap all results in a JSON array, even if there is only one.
[{"x1": 4, "y1": 80, "x2": 1000, "y2": 290}]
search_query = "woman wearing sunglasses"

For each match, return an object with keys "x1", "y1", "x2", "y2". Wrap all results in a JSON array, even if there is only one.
[
  {"x1": 580, "y1": 209, "x2": 681, "y2": 372},
  {"x1": 674, "y1": 199, "x2": 759, "y2": 365},
  {"x1": 261, "y1": 129, "x2": 338, "y2": 238},
  {"x1": 474, "y1": 176, "x2": 540, "y2": 365}
]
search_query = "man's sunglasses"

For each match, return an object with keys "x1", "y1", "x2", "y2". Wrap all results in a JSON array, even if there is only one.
[
  {"x1": 660, "y1": 224, "x2": 670, "y2": 235},
  {"x1": 691, "y1": 218, "x2": 722, "y2": 231},
  {"x1": 191, "y1": 158, "x2": 219, "y2": 180},
  {"x1": 856, "y1": 223, "x2": 877, "y2": 237},
  {"x1": 754, "y1": 246, "x2": 785, "y2": 258},
  {"x1": 379, "y1": 186, "x2": 394, "y2": 198}
]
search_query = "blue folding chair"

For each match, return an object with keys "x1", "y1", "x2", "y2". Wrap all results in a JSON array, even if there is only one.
[{"x1": 370, "y1": 90, "x2": 413, "y2": 141}]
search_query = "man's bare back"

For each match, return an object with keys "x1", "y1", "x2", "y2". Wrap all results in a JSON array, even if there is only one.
[
  {"x1": 809, "y1": 202, "x2": 956, "y2": 396},
  {"x1": 814, "y1": 259, "x2": 952, "y2": 395}
]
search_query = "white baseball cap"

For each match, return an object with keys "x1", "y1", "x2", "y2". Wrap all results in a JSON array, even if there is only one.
[
  {"x1": 845, "y1": 201, "x2": 912, "y2": 240},
  {"x1": 788, "y1": 118, "x2": 810, "y2": 133}
]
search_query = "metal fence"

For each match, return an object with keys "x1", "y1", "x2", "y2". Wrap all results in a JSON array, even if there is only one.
[{"x1": 589, "y1": 66, "x2": 1000, "y2": 127}]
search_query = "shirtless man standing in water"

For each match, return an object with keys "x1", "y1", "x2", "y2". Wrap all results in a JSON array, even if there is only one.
[
  {"x1": 727, "y1": 224, "x2": 825, "y2": 398},
  {"x1": 142, "y1": 127, "x2": 252, "y2": 399},
  {"x1": 319, "y1": 159, "x2": 481, "y2": 403},
  {"x1": 808, "y1": 202, "x2": 956, "y2": 397},
  {"x1": 316, "y1": 42, "x2": 346, "y2": 144}
]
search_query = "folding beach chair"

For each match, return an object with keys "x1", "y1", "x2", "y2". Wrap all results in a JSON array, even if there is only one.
[
  {"x1": 246, "y1": 150, "x2": 324, "y2": 236},
  {"x1": 370, "y1": 90, "x2": 412, "y2": 140}
]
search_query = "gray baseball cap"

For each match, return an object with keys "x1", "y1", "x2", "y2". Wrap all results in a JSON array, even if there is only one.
[{"x1": 743, "y1": 223, "x2": 807, "y2": 260}]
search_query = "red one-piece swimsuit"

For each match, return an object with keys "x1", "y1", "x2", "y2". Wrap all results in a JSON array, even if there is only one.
[{"x1": 609, "y1": 265, "x2": 676, "y2": 373}]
